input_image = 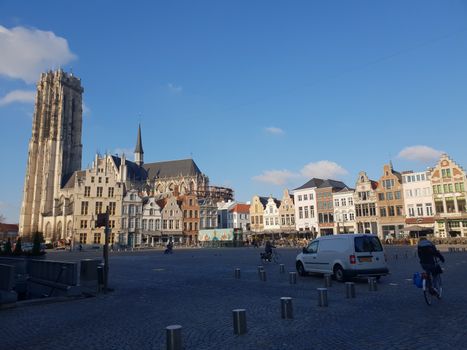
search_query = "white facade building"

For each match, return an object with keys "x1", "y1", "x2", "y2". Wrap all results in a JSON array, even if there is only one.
[
  {"x1": 141, "y1": 197, "x2": 163, "y2": 246},
  {"x1": 333, "y1": 187, "x2": 357, "y2": 234},
  {"x1": 263, "y1": 196, "x2": 281, "y2": 232},
  {"x1": 292, "y1": 179, "x2": 322, "y2": 234},
  {"x1": 229, "y1": 203, "x2": 250, "y2": 230},
  {"x1": 402, "y1": 170, "x2": 435, "y2": 230}
]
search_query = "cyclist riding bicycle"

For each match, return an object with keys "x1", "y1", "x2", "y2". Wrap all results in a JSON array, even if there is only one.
[
  {"x1": 417, "y1": 237, "x2": 445, "y2": 295},
  {"x1": 263, "y1": 240, "x2": 276, "y2": 261}
]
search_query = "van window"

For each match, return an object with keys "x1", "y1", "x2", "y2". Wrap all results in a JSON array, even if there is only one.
[
  {"x1": 320, "y1": 238, "x2": 347, "y2": 253},
  {"x1": 354, "y1": 236, "x2": 383, "y2": 252},
  {"x1": 307, "y1": 241, "x2": 319, "y2": 254}
]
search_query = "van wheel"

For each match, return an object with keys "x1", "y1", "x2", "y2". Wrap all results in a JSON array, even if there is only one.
[
  {"x1": 333, "y1": 265, "x2": 345, "y2": 282},
  {"x1": 296, "y1": 262, "x2": 306, "y2": 276}
]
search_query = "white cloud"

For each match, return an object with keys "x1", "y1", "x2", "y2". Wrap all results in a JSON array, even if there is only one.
[
  {"x1": 0, "y1": 25, "x2": 76, "y2": 83},
  {"x1": 265, "y1": 126, "x2": 284, "y2": 135},
  {"x1": 300, "y1": 160, "x2": 348, "y2": 179},
  {"x1": 397, "y1": 145, "x2": 444, "y2": 163},
  {"x1": 0, "y1": 89, "x2": 35, "y2": 106},
  {"x1": 167, "y1": 83, "x2": 182, "y2": 94},
  {"x1": 253, "y1": 170, "x2": 299, "y2": 186}
]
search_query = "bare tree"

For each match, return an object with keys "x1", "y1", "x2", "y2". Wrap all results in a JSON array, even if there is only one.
[{"x1": 0, "y1": 213, "x2": 5, "y2": 224}]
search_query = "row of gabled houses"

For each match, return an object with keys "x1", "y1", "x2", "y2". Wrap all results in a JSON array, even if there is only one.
[{"x1": 248, "y1": 154, "x2": 467, "y2": 239}]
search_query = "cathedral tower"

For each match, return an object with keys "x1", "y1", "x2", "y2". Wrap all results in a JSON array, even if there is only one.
[{"x1": 19, "y1": 70, "x2": 84, "y2": 237}]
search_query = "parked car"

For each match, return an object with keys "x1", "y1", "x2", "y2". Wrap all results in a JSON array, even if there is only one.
[{"x1": 296, "y1": 234, "x2": 389, "y2": 282}]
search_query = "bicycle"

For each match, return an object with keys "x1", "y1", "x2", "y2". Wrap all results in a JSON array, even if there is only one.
[
  {"x1": 422, "y1": 261, "x2": 443, "y2": 306},
  {"x1": 260, "y1": 250, "x2": 281, "y2": 264}
]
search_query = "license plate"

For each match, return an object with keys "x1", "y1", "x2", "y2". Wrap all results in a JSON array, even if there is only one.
[{"x1": 359, "y1": 257, "x2": 372, "y2": 263}]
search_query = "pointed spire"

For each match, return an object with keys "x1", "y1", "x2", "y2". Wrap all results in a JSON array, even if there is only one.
[
  {"x1": 135, "y1": 123, "x2": 144, "y2": 154},
  {"x1": 135, "y1": 123, "x2": 144, "y2": 166}
]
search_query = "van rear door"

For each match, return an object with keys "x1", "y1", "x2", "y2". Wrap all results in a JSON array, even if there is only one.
[{"x1": 353, "y1": 236, "x2": 386, "y2": 270}]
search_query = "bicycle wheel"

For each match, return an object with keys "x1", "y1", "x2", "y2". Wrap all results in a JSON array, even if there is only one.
[{"x1": 423, "y1": 278, "x2": 433, "y2": 306}]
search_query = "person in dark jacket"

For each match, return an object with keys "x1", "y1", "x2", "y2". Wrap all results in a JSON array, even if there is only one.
[{"x1": 417, "y1": 238, "x2": 445, "y2": 291}]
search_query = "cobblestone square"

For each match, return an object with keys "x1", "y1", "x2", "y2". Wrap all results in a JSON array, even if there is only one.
[{"x1": 2, "y1": 246, "x2": 467, "y2": 350}]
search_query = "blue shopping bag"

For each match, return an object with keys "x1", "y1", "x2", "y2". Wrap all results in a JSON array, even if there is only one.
[{"x1": 413, "y1": 272, "x2": 423, "y2": 288}]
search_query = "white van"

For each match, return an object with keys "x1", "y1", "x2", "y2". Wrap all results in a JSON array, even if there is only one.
[{"x1": 296, "y1": 234, "x2": 389, "y2": 281}]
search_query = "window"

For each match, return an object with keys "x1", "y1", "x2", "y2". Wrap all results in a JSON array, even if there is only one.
[
  {"x1": 98, "y1": 177, "x2": 102, "y2": 183},
  {"x1": 304, "y1": 206, "x2": 309, "y2": 218},
  {"x1": 343, "y1": 213, "x2": 348, "y2": 221},
  {"x1": 334, "y1": 199, "x2": 340, "y2": 207},
  {"x1": 79, "y1": 233, "x2": 87, "y2": 244},
  {"x1": 84, "y1": 186, "x2": 90, "y2": 197},
  {"x1": 105, "y1": 177, "x2": 109, "y2": 184},
  {"x1": 122, "y1": 218, "x2": 127, "y2": 229},
  {"x1": 388, "y1": 206, "x2": 395, "y2": 216},
  {"x1": 93, "y1": 232, "x2": 101, "y2": 244},
  {"x1": 395, "y1": 191, "x2": 401, "y2": 200},
  {"x1": 380, "y1": 207, "x2": 387, "y2": 217},
  {"x1": 81, "y1": 201, "x2": 89, "y2": 215},
  {"x1": 349, "y1": 213, "x2": 355, "y2": 221},
  {"x1": 298, "y1": 195, "x2": 302, "y2": 201},
  {"x1": 310, "y1": 205, "x2": 315, "y2": 218},
  {"x1": 130, "y1": 218, "x2": 135, "y2": 229},
  {"x1": 142, "y1": 219, "x2": 147, "y2": 230},
  {"x1": 386, "y1": 192, "x2": 394, "y2": 200},
  {"x1": 378, "y1": 193, "x2": 385, "y2": 201},
  {"x1": 341, "y1": 198, "x2": 347, "y2": 206},
  {"x1": 95, "y1": 202, "x2": 102, "y2": 214},
  {"x1": 108, "y1": 187, "x2": 114, "y2": 197},
  {"x1": 304, "y1": 194, "x2": 308, "y2": 201},
  {"x1": 370, "y1": 203, "x2": 376, "y2": 216},
  {"x1": 130, "y1": 205, "x2": 135, "y2": 215},
  {"x1": 396, "y1": 206, "x2": 403, "y2": 216},
  {"x1": 408, "y1": 206, "x2": 415, "y2": 217},
  {"x1": 298, "y1": 207, "x2": 303, "y2": 219},
  {"x1": 96, "y1": 187, "x2": 103, "y2": 197},
  {"x1": 80, "y1": 220, "x2": 87, "y2": 229},
  {"x1": 348, "y1": 197, "x2": 353, "y2": 206},
  {"x1": 417, "y1": 204, "x2": 423, "y2": 216},
  {"x1": 426, "y1": 203, "x2": 433, "y2": 216},
  {"x1": 441, "y1": 168, "x2": 452, "y2": 178},
  {"x1": 91, "y1": 177, "x2": 94, "y2": 183}
]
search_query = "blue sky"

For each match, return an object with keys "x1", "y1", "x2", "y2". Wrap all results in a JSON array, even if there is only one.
[{"x1": 1, "y1": 1, "x2": 467, "y2": 222}]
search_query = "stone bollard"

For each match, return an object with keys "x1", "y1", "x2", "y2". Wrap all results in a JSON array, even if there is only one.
[
  {"x1": 259, "y1": 270, "x2": 267, "y2": 281},
  {"x1": 257, "y1": 266, "x2": 264, "y2": 278},
  {"x1": 324, "y1": 274, "x2": 332, "y2": 288},
  {"x1": 166, "y1": 325, "x2": 182, "y2": 350},
  {"x1": 317, "y1": 288, "x2": 328, "y2": 307},
  {"x1": 234, "y1": 268, "x2": 241, "y2": 279},
  {"x1": 233, "y1": 309, "x2": 247, "y2": 335},
  {"x1": 289, "y1": 272, "x2": 297, "y2": 284},
  {"x1": 368, "y1": 277, "x2": 378, "y2": 292},
  {"x1": 279, "y1": 264, "x2": 285, "y2": 273},
  {"x1": 345, "y1": 282, "x2": 356, "y2": 299},
  {"x1": 280, "y1": 297, "x2": 293, "y2": 319}
]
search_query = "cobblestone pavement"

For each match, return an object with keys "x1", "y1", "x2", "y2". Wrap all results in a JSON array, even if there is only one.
[{"x1": 1, "y1": 246, "x2": 467, "y2": 350}]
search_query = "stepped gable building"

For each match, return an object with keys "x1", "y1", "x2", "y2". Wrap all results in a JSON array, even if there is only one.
[
  {"x1": 20, "y1": 70, "x2": 84, "y2": 238},
  {"x1": 376, "y1": 163, "x2": 405, "y2": 239},
  {"x1": 278, "y1": 189, "x2": 295, "y2": 233},
  {"x1": 249, "y1": 195, "x2": 268, "y2": 233},
  {"x1": 263, "y1": 195, "x2": 281, "y2": 233},
  {"x1": 354, "y1": 171, "x2": 379, "y2": 235},
  {"x1": 431, "y1": 154, "x2": 467, "y2": 237}
]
